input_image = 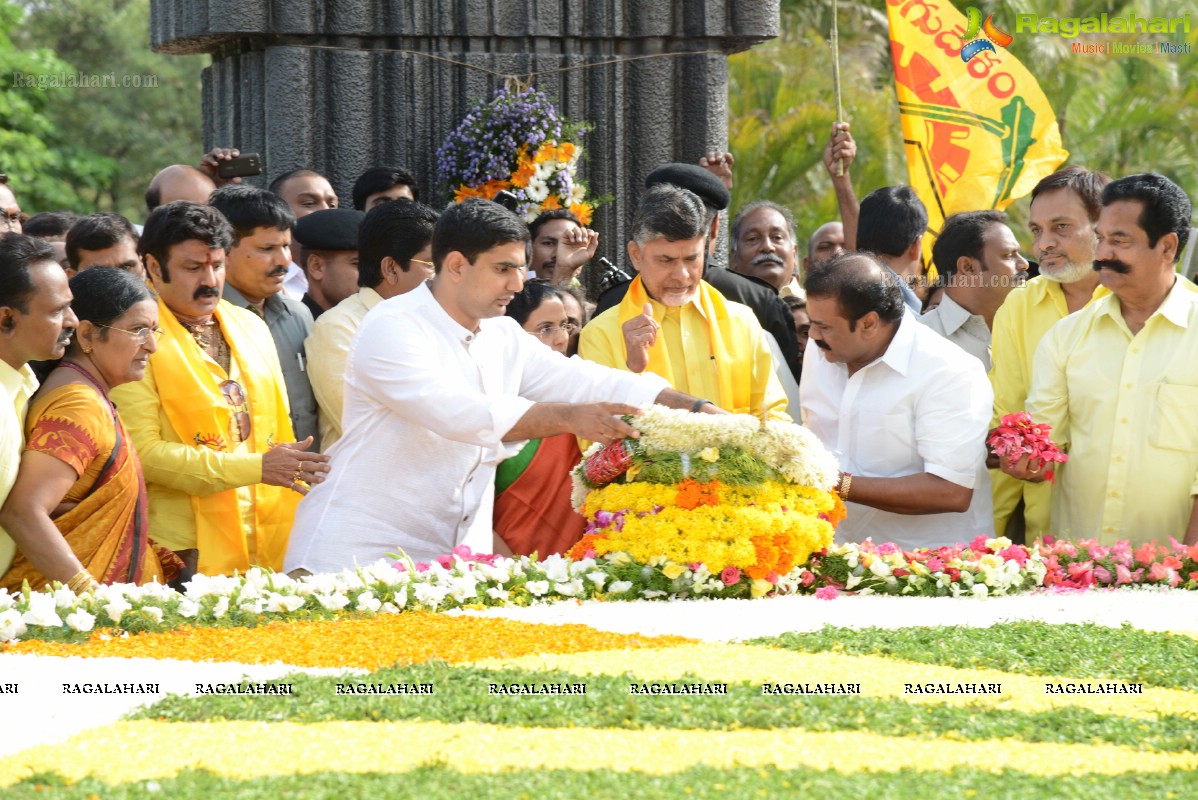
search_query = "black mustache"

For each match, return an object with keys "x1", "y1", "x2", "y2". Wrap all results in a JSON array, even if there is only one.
[
  {"x1": 815, "y1": 339, "x2": 831, "y2": 351},
  {"x1": 193, "y1": 286, "x2": 220, "y2": 300},
  {"x1": 268, "y1": 267, "x2": 289, "y2": 278},
  {"x1": 1093, "y1": 258, "x2": 1131, "y2": 274}
]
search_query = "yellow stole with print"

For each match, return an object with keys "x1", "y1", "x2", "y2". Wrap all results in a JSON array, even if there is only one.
[
  {"x1": 152, "y1": 296, "x2": 299, "y2": 574},
  {"x1": 617, "y1": 276, "x2": 751, "y2": 413}
]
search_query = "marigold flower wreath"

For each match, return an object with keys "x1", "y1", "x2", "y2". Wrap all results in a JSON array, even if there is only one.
[{"x1": 568, "y1": 405, "x2": 845, "y2": 594}]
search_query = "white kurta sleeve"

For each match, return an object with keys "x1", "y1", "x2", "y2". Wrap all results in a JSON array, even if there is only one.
[
  {"x1": 516, "y1": 329, "x2": 670, "y2": 406},
  {"x1": 913, "y1": 360, "x2": 993, "y2": 489}
]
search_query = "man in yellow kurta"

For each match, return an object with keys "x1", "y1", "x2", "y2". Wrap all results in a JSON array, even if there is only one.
[
  {"x1": 1004, "y1": 173, "x2": 1198, "y2": 546},
  {"x1": 579, "y1": 184, "x2": 789, "y2": 421},
  {"x1": 988, "y1": 167, "x2": 1110, "y2": 539},
  {"x1": 110, "y1": 202, "x2": 331, "y2": 578}
]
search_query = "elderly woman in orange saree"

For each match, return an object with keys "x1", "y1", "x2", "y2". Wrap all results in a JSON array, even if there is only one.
[{"x1": 0, "y1": 267, "x2": 181, "y2": 591}]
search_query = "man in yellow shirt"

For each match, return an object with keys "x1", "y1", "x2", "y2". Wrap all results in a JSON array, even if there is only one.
[
  {"x1": 110, "y1": 202, "x2": 331, "y2": 579},
  {"x1": 0, "y1": 234, "x2": 78, "y2": 576},
  {"x1": 1004, "y1": 173, "x2": 1198, "y2": 546},
  {"x1": 579, "y1": 184, "x2": 789, "y2": 421},
  {"x1": 988, "y1": 167, "x2": 1110, "y2": 540},
  {"x1": 305, "y1": 199, "x2": 439, "y2": 450}
]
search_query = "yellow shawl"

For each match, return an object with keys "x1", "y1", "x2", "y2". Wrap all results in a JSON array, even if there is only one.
[
  {"x1": 153, "y1": 296, "x2": 299, "y2": 575},
  {"x1": 617, "y1": 276, "x2": 752, "y2": 413}
]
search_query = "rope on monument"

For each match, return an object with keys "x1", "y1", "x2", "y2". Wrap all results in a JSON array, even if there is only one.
[{"x1": 293, "y1": 43, "x2": 725, "y2": 83}]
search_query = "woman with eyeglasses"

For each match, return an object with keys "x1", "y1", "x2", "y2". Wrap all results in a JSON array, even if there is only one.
[
  {"x1": 493, "y1": 282, "x2": 587, "y2": 557},
  {"x1": 0, "y1": 268, "x2": 182, "y2": 592}
]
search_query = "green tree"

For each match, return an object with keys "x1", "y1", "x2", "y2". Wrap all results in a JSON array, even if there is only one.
[
  {"x1": 728, "y1": 0, "x2": 897, "y2": 244},
  {"x1": 0, "y1": 0, "x2": 97, "y2": 212},
  {"x1": 10, "y1": 0, "x2": 207, "y2": 218}
]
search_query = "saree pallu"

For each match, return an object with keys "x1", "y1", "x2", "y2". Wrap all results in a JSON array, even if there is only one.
[
  {"x1": 494, "y1": 433, "x2": 586, "y2": 557},
  {"x1": 0, "y1": 382, "x2": 181, "y2": 591}
]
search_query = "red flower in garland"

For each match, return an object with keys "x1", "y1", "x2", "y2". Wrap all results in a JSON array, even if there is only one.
[{"x1": 583, "y1": 440, "x2": 634, "y2": 485}]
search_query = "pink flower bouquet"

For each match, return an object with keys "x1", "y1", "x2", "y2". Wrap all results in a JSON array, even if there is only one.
[{"x1": 988, "y1": 412, "x2": 1068, "y2": 482}]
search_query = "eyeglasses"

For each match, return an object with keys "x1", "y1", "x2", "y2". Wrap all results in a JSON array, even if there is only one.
[
  {"x1": 530, "y1": 322, "x2": 579, "y2": 339},
  {"x1": 410, "y1": 258, "x2": 434, "y2": 268},
  {"x1": 219, "y1": 379, "x2": 252, "y2": 443},
  {"x1": 93, "y1": 323, "x2": 164, "y2": 346}
]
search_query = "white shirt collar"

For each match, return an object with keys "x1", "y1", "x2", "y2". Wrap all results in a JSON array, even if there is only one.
[
  {"x1": 874, "y1": 310, "x2": 919, "y2": 378},
  {"x1": 930, "y1": 292, "x2": 982, "y2": 337}
]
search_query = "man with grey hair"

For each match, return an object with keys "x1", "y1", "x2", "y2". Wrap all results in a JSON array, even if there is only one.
[
  {"x1": 579, "y1": 184, "x2": 790, "y2": 421},
  {"x1": 593, "y1": 162, "x2": 802, "y2": 383},
  {"x1": 730, "y1": 201, "x2": 799, "y2": 294}
]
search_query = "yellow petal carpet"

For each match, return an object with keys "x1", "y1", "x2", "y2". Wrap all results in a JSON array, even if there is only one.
[{"x1": 1, "y1": 611, "x2": 1197, "y2": 798}]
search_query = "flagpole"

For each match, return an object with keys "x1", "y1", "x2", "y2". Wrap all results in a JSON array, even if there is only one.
[{"x1": 831, "y1": 0, "x2": 844, "y2": 176}]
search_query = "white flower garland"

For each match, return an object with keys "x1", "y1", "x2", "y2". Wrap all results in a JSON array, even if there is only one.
[{"x1": 570, "y1": 405, "x2": 839, "y2": 506}]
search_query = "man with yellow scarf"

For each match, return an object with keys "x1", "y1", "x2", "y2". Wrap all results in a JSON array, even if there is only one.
[
  {"x1": 579, "y1": 185, "x2": 790, "y2": 421},
  {"x1": 110, "y1": 202, "x2": 330, "y2": 580}
]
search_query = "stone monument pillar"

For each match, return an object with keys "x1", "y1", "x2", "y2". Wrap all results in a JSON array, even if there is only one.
[{"x1": 151, "y1": 0, "x2": 779, "y2": 268}]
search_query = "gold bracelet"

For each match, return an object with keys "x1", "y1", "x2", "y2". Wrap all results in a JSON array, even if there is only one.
[
  {"x1": 67, "y1": 569, "x2": 95, "y2": 593},
  {"x1": 838, "y1": 472, "x2": 853, "y2": 502},
  {"x1": 65, "y1": 568, "x2": 88, "y2": 590}
]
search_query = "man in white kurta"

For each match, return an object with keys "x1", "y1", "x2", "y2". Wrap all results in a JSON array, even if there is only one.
[
  {"x1": 284, "y1": 199, "x2": 714, "y2": 573},
  {"x1": 800, "y1": 253, "x2": 994, "y2": 550}
]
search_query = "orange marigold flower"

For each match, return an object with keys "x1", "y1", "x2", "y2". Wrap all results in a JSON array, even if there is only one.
[
  {"x1": 534, "y1": 142, "x2": 558, "y2": 163},
  {"x1": 454, "y1": 185, "x2": 483, "y2": 202},
  {"x1": 570, "y1": 202, "x2": 593, "y2": 225},
  {"x1": 745, "y1": 535, "x2": 780, "y2": 579},
  {"x1": 479, "y1": 179, "x2": 512, "y2": 200},
  {"x1": 823, "y1": 494, "x2": 847, "y2": 528},
  {"x1": 675, "y1": 479, "x2": 720, "y2": 511},
  {"x1": 510, "y1": 160, "x2": 536, "y2": 189},
  {"x1": 557, "y1": 142, "x2": 576, "y2": 161},
  {"x1": 567, "y1": 532, "x2": 608, "y2": 561},
  {"x1": 541, "y1": 195, "x2": 562, "y2": 211}
]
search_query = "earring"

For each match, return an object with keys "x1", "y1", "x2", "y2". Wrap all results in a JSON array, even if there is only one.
[{"x1": 82, "y1": 347, "x2": 92, "y2": 354}]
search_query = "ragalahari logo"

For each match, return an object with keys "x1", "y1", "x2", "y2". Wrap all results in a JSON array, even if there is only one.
[{"x1": 961, "y1": 7, "x2": 1014, "y2": 62}]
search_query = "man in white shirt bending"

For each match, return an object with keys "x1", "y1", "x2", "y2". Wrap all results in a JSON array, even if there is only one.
[
  {"x1": 285, "y1": 199, "x2": 722, "y2": 573},
  {"x1": 799, "y1": 252, "x2": 994, "y2": 550}
]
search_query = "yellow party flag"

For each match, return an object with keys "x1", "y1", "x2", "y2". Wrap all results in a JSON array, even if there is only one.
[{"x1": 886, "y1": 1, "x2": 1069, "y2": 269}]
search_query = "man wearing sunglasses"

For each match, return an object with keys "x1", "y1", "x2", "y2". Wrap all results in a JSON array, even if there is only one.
[{"x1": 110, "y1": 201, "x2": 330, "y2": 581}]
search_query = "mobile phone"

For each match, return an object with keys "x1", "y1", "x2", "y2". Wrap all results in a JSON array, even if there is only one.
[
  {"x1": 217, "y1": 153, "x2": 263, "y2": 179},
  {"x1": 492, "y1": 189, "x2": 520, "y2": 213}
]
